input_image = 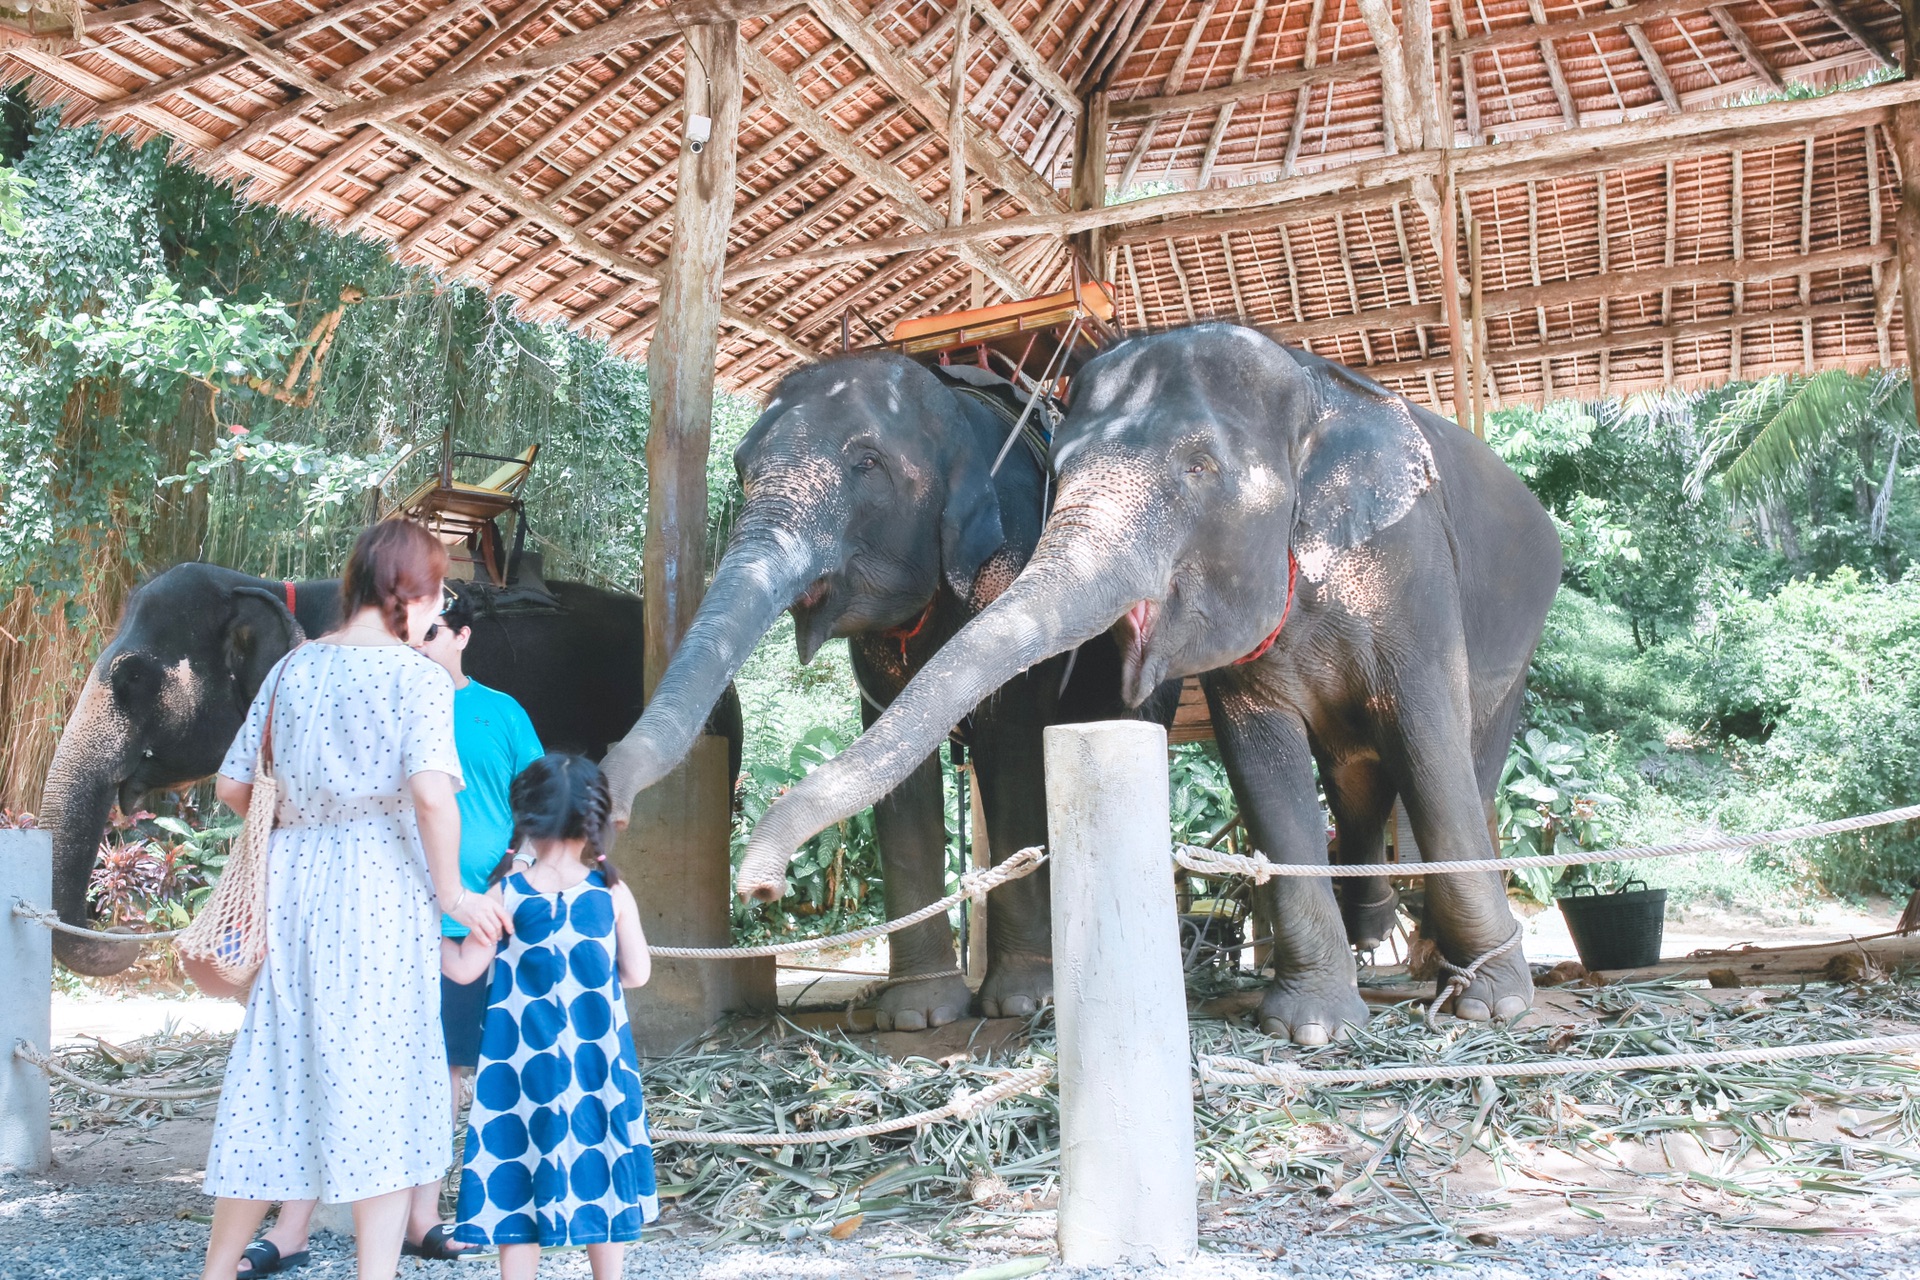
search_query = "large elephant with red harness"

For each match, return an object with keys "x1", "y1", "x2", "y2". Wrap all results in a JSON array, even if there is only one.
[{"x1": 734, "y1": 325, "x2": 1564, "y2": 1044}]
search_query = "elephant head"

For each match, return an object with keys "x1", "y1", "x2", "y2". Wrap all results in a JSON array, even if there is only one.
[
  {"x1": 601, "y1": 352, "x2": 1030, "y2": 819},
  {"x1": 41, "y1": 563, "x2": 310, "y2": 973},
  {"x1": 736, "y1": 323, "x2": 1438, "y2": 896}
]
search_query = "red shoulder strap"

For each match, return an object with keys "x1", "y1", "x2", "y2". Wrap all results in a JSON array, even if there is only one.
[{"x1": 283, "y1": 580, "x2": 296, "y2": 613}]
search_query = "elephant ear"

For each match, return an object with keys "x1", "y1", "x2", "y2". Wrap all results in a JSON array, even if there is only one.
[
  {"x1": 225, "y1": 586, "x2": 303, "y2": 709},
  {"x1": 1292, "y1": 370, "x2": 1437, "y2": 572},
  {"x1": 938, "y1": 396, "x2": 1013, "y2": 606}
]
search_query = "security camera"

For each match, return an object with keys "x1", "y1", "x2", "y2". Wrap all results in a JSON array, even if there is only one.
[{"x1": 687, "y1": 113, "x2": 712, "y2": 155}]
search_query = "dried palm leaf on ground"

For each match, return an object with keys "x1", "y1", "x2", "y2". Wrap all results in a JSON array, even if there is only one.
[{"x1": 44, "y1": 1029, "x2": 228, "y2": 1130}]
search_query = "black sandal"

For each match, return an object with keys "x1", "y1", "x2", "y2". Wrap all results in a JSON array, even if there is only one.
[
  {"x1": 401, "y1": 1223, "x2": 484, "y2": 1261},
  {"x1": 236, "y1": 1240, "x2": 309, "y2": 1277}
]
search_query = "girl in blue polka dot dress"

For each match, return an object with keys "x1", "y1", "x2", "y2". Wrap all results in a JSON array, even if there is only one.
[{"x1": 441, "y1": 753, "x2": 657, "y2": 1280}]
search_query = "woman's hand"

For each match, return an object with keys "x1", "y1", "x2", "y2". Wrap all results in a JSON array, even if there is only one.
[{"x1": 444, "y1": 889, "x2": 511, "y2": 947}]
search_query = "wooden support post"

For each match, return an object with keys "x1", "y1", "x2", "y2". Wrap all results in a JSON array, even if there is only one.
[
  {"x1": 1045, "y1": 721, "x2": 1196, "y2": 1266},
  {"x1": 1468, "y1": 216, "x2": 1487, "y2": 436},
  {"x1": 1896, "y1": 100, "x2": 1920, "y2": 417},
  {"x1": 644, "y1": 20, "x2": 740, "y2": 700},
  {"x1": 1, "y1": 829, "x2": 53, "y2": 1174},
  {"x1": 966, "y1": 762, "x2": 990, "y2": 987},
  {"x1": 1071, "y1": 88, "x2": 1110, "y2": 272},
  {"x1": 948, "y1": 0, "x2": 971, "y2": 228},
  {"x1": 628, "y1": 25, "x2": 769, "y2": 1050}
]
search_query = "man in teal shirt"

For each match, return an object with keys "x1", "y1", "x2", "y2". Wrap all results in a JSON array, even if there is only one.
[{"x1": 410, "y1": 590, "x2": 543, "y2": 1258}]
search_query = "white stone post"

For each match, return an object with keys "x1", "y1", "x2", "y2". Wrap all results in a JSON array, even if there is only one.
[
  {"x1": 1043, "y1": 721, "x2": 1197, "y2": 1265},
  {"x1": 1, "y1": 829, "x2": 53, "y2": 1173}
]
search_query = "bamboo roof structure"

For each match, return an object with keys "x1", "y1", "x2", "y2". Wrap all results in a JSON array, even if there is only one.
[{"x1": 1, "y1": 0, "x2": 1911, "y2": 402}]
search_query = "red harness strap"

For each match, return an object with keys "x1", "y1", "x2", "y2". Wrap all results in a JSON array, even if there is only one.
[
  {"x1": 880, "y1": 598, "x2": 937, "y2": 662},
  {"x1": 1232, "y1": 551, "x2": 1299, "y2": 666},
  {"x1": 283, "y1": 580, "x2": 296, "y2": 614}
]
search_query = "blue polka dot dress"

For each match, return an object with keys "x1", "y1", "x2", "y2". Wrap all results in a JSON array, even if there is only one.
[{"x1": 453, "y1": 870, "x2": 658, "y2": 1247}]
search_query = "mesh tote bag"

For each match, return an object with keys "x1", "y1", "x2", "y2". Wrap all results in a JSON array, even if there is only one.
[{"x1": 178, "y1": 648, "x2": 302, "y2": 1000}]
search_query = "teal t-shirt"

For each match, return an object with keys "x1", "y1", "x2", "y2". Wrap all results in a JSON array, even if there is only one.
[{"x1": 443, "y1": 679, "x2": 544, "y2": 938}]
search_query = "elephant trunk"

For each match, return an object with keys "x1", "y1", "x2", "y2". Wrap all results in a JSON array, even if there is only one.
[
  {"x1": 39, "y1": 671, "x2": 144, "y2": 975},
  {"x1": 737, "y1": 490, "x2": 1163, "y2": 899},
  {"x1": 602, "y1": 523, "x2": 823, "y2": 820}
]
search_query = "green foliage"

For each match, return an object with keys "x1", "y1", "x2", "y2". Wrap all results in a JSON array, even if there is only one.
[
  {"x1": 729, "y1": 726, "x2": 883, "y2": 942},
  {"x1": 0, "y1": 164, "x2": 30, "y2": 237},
  {"x1": 37, "y1": 275, "x2": 297, "y2": 393},
  {"x1": 87, "y1": 807, "x2": 240, "y2": 933},
  {"x1": 1496, "y1": 729, "x2": 1622, "y2": 905},
  {"x1": 1169, "y1": 743, "x2": 1235, "y2": 845}
]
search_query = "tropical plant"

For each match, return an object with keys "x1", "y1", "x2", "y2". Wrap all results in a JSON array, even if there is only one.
[
  {"x1": 1169, "y1": 743, "x2": 1236, "y2": 846},
  {"x1": 1694, "y1": 369, "x2": 1916, "y2": 541},
  {"x1": 86, "y1": 807, "x2": 240, "y2": 934},
  {"x1": 730, "y1": 726, "x2": 884, "y2": 941},
  {"x1": 1497, "y1": 728, "x2": 1622, "y2": 905}
]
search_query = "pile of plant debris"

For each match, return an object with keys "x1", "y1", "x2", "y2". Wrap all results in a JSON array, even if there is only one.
[
  {"x1": 38, "y1": 978, "x2": 1920, "y2": 1247},
  {"x1": 44, "y1": 1029, "x2": 229, "y2": 1130},
  {"x1": 642, "y1": 980, "x2": 1920, "y2": 1246}
]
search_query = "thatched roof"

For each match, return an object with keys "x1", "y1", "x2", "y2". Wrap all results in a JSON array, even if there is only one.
[{"x1": 2, "y1": 0, "x2": 1909, "y2": 400}]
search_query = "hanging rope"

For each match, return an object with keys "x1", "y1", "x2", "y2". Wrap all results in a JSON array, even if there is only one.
[
  {"x1": 1197, "y1": 1033, "x2": 1920, "y2": 1088},
  {"x1": 11, "y1": 901, "x2": 187, "y2": 942},
  {"x1": 648, "y1": 847, "x2": 1046, "y2": 959},
  {"x1": 1173, "y1": 802, "x2": 1920, "y2": 881}
]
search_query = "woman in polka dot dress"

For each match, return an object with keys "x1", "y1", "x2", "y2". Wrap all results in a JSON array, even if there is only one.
[{"x1": 442, "y1": 753, "x2": 657, "y2": 1280}]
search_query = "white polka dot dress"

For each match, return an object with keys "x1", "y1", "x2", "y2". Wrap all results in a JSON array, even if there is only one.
[
  {"x1": 453, "y1": 870, "x2": 658, "y2": 1247},
  {"x1": 206, "y1": 642, "x2": 465, "y2": 1205}
]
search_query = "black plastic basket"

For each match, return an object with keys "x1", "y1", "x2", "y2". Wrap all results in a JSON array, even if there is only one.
[{"x1": 1557, "y1": 879, "x2": 1667, "y2": 971}]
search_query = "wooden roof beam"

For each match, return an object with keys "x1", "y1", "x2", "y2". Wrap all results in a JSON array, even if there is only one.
[
  {"x1": 1372, "y1": 299, "x2": 1862, "y2": 383},
  {"x1": 739, "y1": 39, "x2": 1026, "y2": 296},
  {"x1": 969, "y1": 0, "x2": 1078, "y2": 119},
  {"x1": 1806, "y1": 0, "x2": 1897, "y2": 71},
  {"x1": 808, "y1": 0, "x2": 1062, "y2": 213},
  {"x1": 1197, "y1": 0, "x2": 1268, "y2": 188},
  {"x1": 150, "y1": 0, "x2": 804, "y2": 358},
  {"x1": 1113, "y1": 50, "x2": 1371, "y2": 126},
  {"x1": 1708, "y1": 4, "x2": 1784, "y2": 93},
  {"x1": 329, "y1": 0, "x2": 783, "y2": 127},
  {"x1": 1268, "y1": 242, "x2": 1889, "y2": 343}
]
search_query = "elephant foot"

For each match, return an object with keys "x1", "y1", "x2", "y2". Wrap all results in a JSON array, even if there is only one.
[
  {"x1": 1337, "y1": 877, "x2": 1400, "y2": 952},
  {"x1": 977, "y1": 952, "x2": 1052, "y2": 1019},
  {"x1": 1258, "y1": 972, "x2": 1370, "y2": 1046},
  {"x1": 1436, "y1": 930, "x2": 1534, "y2": 1023},
  {"x1": 871, "y1": 971, "x2": 971, "y2": 1032}
]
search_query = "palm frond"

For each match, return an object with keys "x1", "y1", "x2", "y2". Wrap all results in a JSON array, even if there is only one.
[{"x1": 1720, "y1": 370, "x2": 1877, "y2": 505}]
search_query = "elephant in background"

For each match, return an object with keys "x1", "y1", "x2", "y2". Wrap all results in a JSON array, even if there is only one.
[
  {"x1": 39, "y1": 560, "x2": 740, "y2": 975},
  {"x1": 736, "y1": 324, "x2": 1563, "y2": 1044},
  {"x1": 600, "y1": 351, "x2": 1178, "y2": 1029}
]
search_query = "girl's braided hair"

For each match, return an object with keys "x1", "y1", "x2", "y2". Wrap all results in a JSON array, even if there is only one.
[{"x1": 489, "y1": 752, "x2": 620, "y2": 886}]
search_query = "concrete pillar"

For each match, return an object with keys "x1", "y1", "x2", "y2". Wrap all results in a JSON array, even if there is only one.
[
  {"x1": 1, "y1": 829, "x2": 53, "y2": 1173},
  {"x1": 617, "y1": 735, "x2": 773, "y2": 1056},
  {"x1": 1043, "y1": 721, "x2": 1197, "y2": 1266}
]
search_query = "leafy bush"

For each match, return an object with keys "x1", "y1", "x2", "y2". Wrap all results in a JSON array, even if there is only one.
[
  {"x1": 1496, "y1": 729, "x2": 1623, "y2": 904},
  {"x1": 1704, "y1": 570, "x2": 1920, "y2": 896},
  {"x1": 729, "y1": 726, "x2": 884, "y2": 943}
]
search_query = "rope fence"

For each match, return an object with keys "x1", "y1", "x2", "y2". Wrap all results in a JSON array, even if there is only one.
[
  {"x1": 1198, "y1": 1034, "x2": 1920, "y2": 1088},
  {"x1": 1171, "y1": 802, "x2": 1920, "y2": 881},
  {"x1": 14, "y1": 803, "x2": 1920, "y2": 1139}
]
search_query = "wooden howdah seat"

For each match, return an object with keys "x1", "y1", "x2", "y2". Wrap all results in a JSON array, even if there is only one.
[
  {"x1": 852, "y1": 258, "x2": 1121, "y2": 394},
  {"x1": 390, "y1": 436, "x2": 539, "y2": 586}
]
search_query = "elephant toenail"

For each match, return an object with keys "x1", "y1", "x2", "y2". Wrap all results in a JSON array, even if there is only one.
[
  {"x1": 1002, "y1": 995, "x2": 1037, "y2": 1017},
  {"x1": 981, "y1": 1000, "x2": 1002, "y2": 1018},
  {"x1": 1260, "y1": 1017, "x2": 1289, "y2": 1036},
  {"x1": 1494, "y1": 996, "x2": 1528, "y2": 1020},
  {"x1": 893, "y1": 1009, "x2": 927, "y2": 1032},
  {"x1": 873, "y1": 1011, "x2": 895, "y2": 1031},
  {"x1": 929, "y1": 1006, "x2": 959, "y2": 1027},
  {"x1": 1331, "y1": 1021, "x2": 1354, "y2": 1042},
  {"x1": 1293, "y1": 1024, "x2": 1330, "y2": 1047},
  {"x1": 1455, "y1": 998, "x2": 1491, "y2": 1021}
]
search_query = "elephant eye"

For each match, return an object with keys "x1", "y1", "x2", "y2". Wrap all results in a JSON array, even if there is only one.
[
  {"x1": 1185, "y1": 454, "x2": 1218, "y2": 477},
  {"x1": 852, "y1": 453, "x2": 880, "y2": 474}
]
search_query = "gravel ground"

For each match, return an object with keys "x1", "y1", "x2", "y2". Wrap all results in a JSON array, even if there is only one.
[{"x1": 7, "y1": 1169, "x2": 1919, "y2": 1280}]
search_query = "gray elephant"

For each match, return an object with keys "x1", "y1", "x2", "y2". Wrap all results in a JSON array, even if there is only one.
[
  {"x1": 735, "y1": 324, "x2": 1563, "y2": 1044},
  {"x1": 600, "y1": 352, "x2": 1177, "y2": 1029},
  {"x1": 40, "y1": 561, "x2": 741, "y2": 975}
]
